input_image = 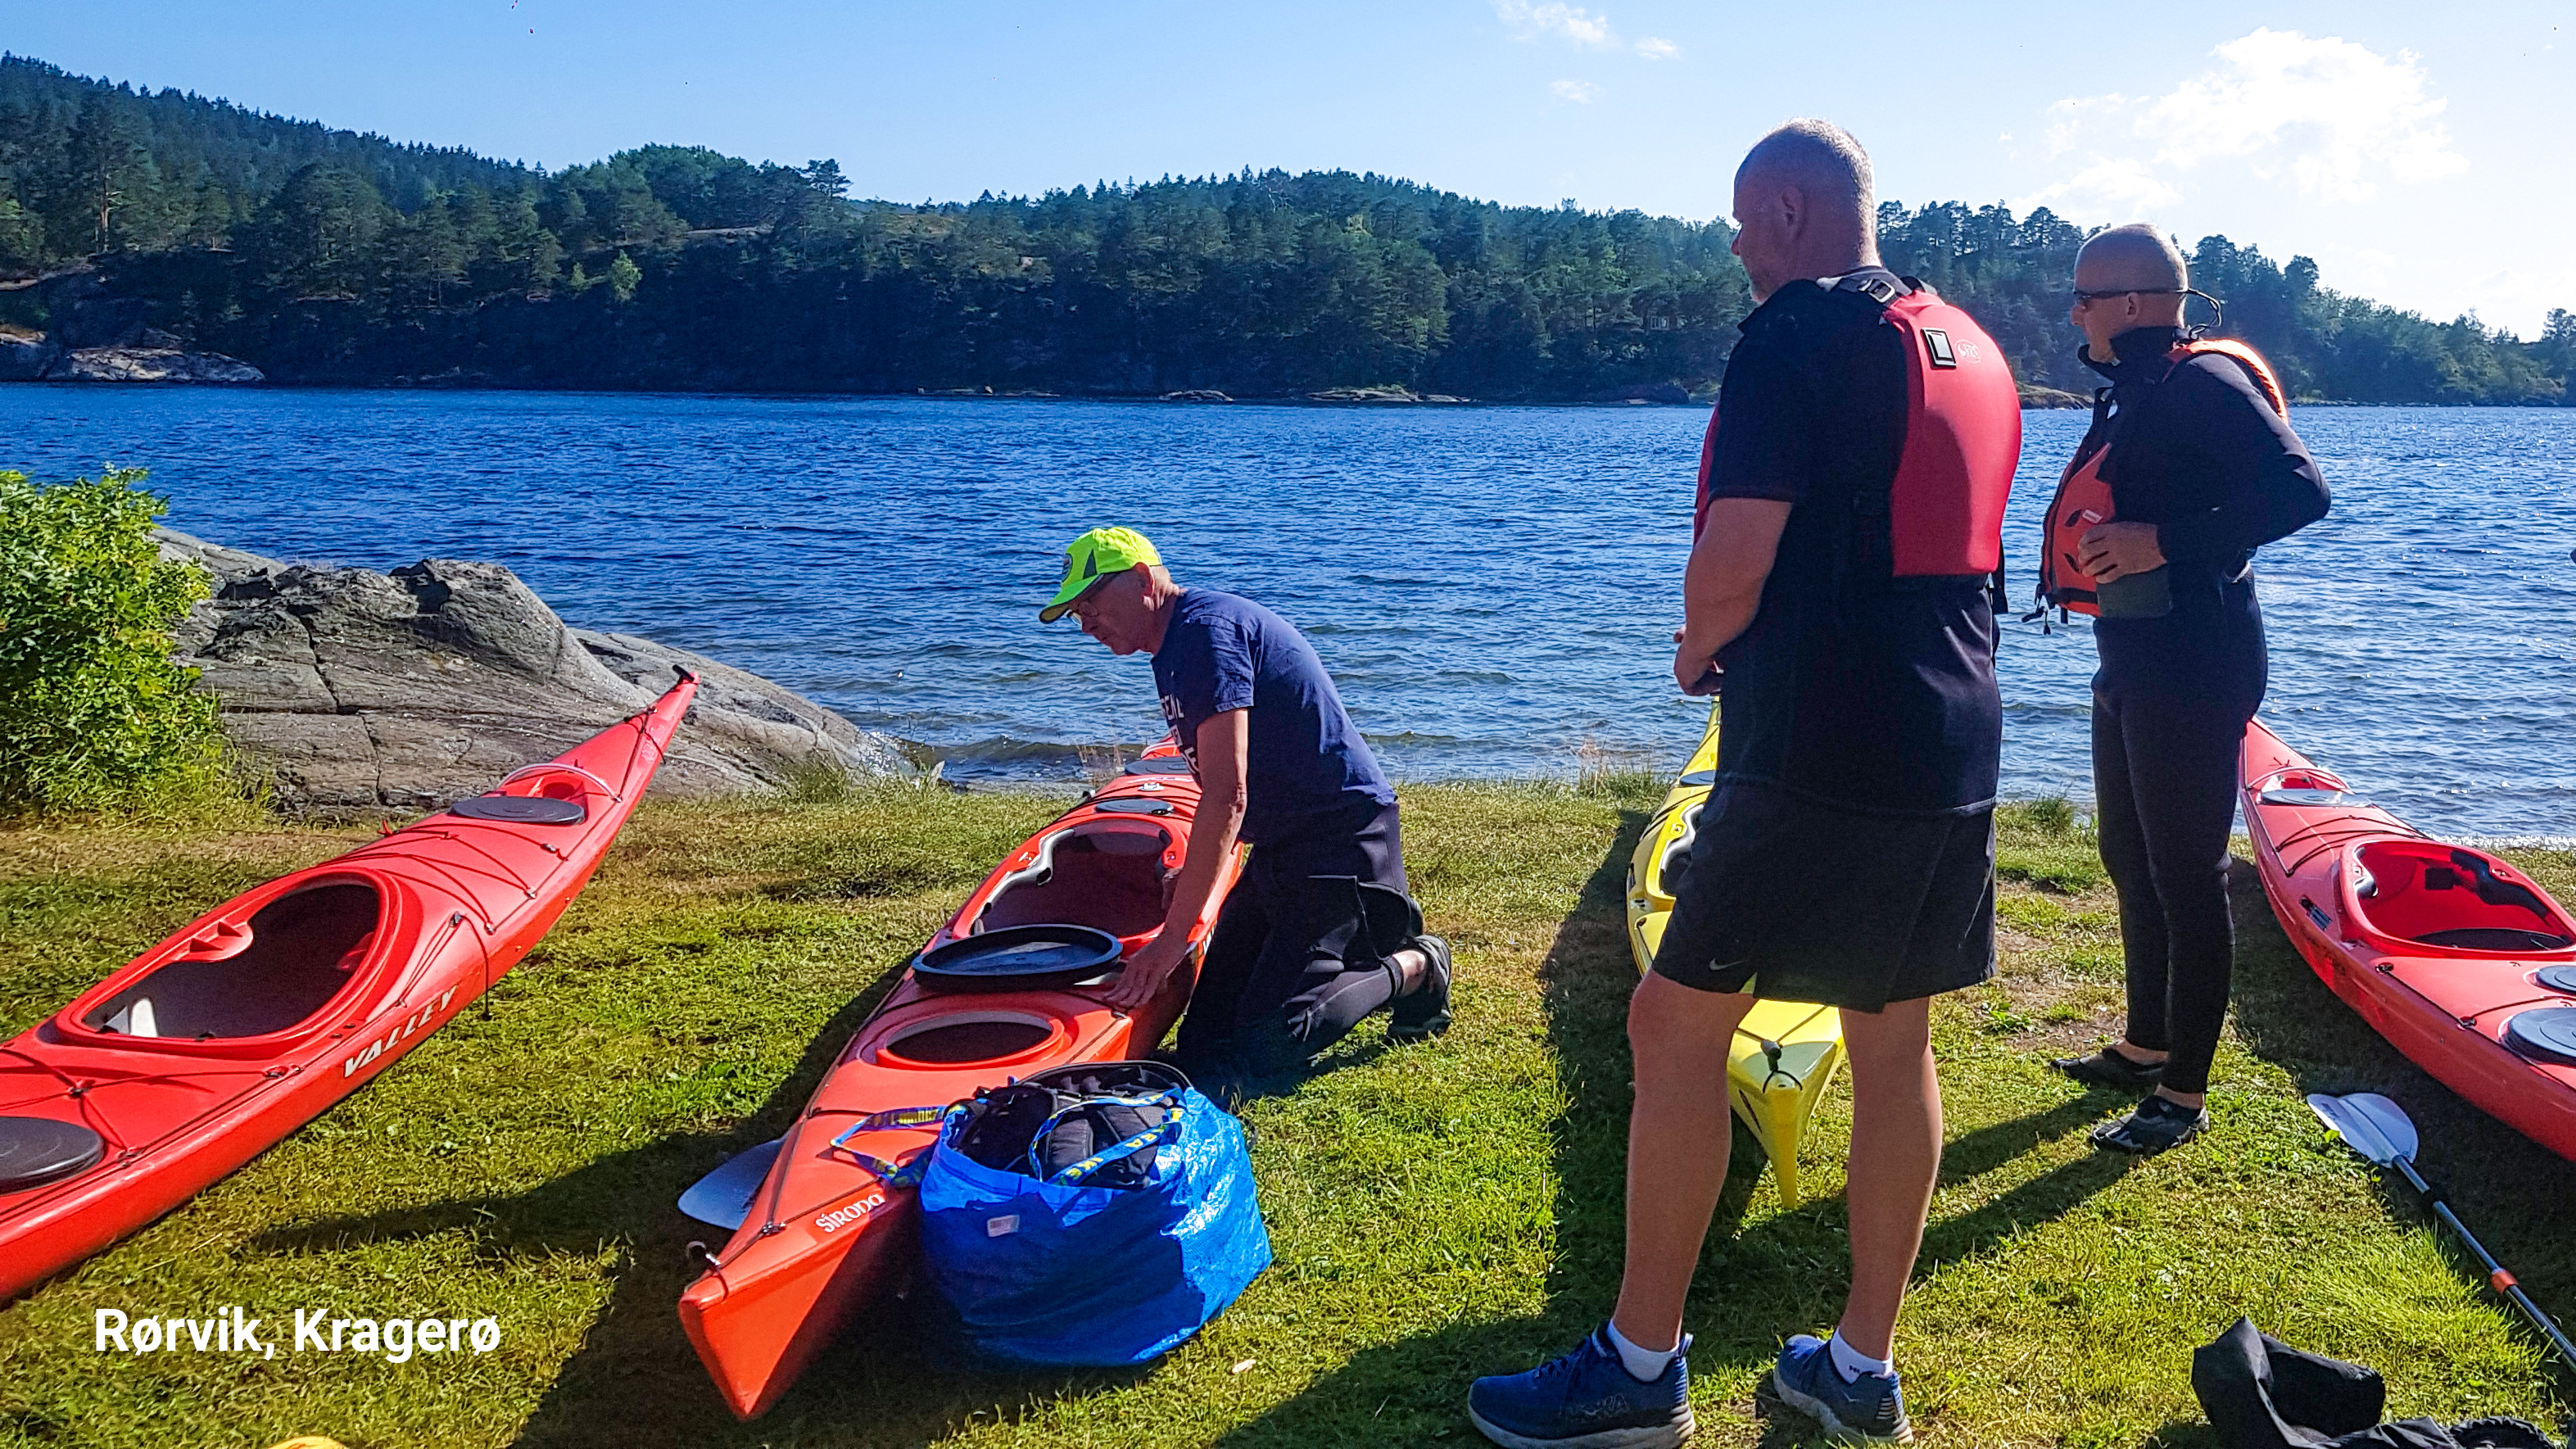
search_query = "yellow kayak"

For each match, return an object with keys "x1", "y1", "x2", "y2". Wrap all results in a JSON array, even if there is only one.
[{"x1": 1623, "y1": 701, "x2": 1845, "y2": 1208}]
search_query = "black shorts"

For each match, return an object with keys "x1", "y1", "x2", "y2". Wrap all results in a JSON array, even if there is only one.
[{"x1": 1650, "y1": 780, "x2": 1994, "y2": 1012}]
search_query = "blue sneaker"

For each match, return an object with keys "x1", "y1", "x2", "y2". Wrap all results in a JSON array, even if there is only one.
[
  {"x1": 1768, "y1": 1334, "x2": 1913, "y2": 1443},
  {"x1": 1468, "y1": 1327, "x2": 1694, "y2": 1449}
]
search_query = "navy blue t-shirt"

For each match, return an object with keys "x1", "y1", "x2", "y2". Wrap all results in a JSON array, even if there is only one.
[{"x1": 1149, "y1": 589, "x2": 1395, "y2": 844}]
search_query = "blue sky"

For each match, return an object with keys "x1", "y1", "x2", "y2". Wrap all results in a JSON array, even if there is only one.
[{"x1": 10, "y1": 1, "x2": 2569, "y2": 333}]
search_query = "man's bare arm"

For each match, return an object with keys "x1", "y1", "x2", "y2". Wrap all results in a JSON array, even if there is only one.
[
  {"x1": 1673, "y1": 498, "x2": 1793, "y2": 693},
  {"x1": 1105, "y1": 708, "x2": 1247, "y2": 1010}
]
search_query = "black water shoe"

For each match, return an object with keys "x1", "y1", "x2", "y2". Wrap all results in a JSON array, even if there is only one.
[
  {"x1": 2049, "y1": 1044, "x2": 2165, "y2": 1091},
  {"x1": 2089, "y1": 1094, "x2": 2209, "y2": 1155},
  {"x1": 1389, "y1": 935, "x2": 1453, "y2": 1043}
]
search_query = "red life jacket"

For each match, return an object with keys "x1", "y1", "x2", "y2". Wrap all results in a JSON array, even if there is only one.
[
  {"x1": 1695, "y1": 283, "x2": 2021, "y2": 578},
  {"x1": 2036, "y1": 338, "x2": 2289, "y2": 616}
]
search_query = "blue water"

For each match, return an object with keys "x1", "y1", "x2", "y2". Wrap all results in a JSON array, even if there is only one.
[{"x1": 8, "y1": 388, "x2": 2574, "y2": 838}]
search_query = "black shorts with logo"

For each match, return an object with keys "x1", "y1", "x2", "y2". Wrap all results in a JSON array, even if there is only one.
[{"x1": 1650, "y1": 780, "x2": 1994, "y2": 1012}]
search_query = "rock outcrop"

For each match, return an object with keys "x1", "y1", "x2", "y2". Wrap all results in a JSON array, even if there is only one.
[
  {"x1": 156, "y1": 528, "x2": 909, "y2": 812},
  {"x1": 2018, "y1": 383, "x2": 2094, "y2": 410},
  {"x1": 54, "y1": 347, "x2": 265, "y2": 383}
]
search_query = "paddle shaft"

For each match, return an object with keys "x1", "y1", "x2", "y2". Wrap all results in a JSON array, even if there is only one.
[{"x1": 2391, "y1": 1152, "x2": 2576, "y2": 1372}]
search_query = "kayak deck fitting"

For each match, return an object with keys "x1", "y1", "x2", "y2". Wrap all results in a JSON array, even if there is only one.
[
  {"x1": 0, "y1": 672, "x2": 698, "y2": 1300},
  {"x1": 1624, "y1": 702, "x2": 1846, "y2": 1208},
  {"x1": 676, "y1": 739, "x2": 1246, "y2": 1420},
  {"x1": 2241, "y1": 719, "x2": 2576, "y2": 1161}
]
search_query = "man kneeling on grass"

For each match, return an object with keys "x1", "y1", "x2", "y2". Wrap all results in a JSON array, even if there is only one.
[
  {"x1": 1042, "y1": 526, "x2": 1452, "y2": 1084},
  {"x1": 1468, "y1": 118, "x2": 2017, "y2": 1447}
]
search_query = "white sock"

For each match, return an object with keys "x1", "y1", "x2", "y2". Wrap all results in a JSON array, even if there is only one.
[
  {"x1": 1828, "y1": 1331, "x2": 1892, "y2": 1383},
  {"x1": 1605, "y1": 1320, "x2": 1676, "y2": 1382}
]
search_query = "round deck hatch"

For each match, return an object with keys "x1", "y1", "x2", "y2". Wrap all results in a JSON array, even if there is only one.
[
  {"x1": 2534, "y1": 965, "x2": 2576, "y2": 996},
  {"x1": 2501, "y1": 1007, "x2": 2576, "y2": 1067},
  {"x1": 915, "y1": 923, "x2": 1124, "y2": 994},
  {"x1": 1122, "y1": 757, "x2": 1194, "y2": 776},
  {"x1": 450, "y1": 795, "x2": 587, "y2": 825},
  {"x1": 0, "y1": 1116, "x2": 105, "y2": 1193}
]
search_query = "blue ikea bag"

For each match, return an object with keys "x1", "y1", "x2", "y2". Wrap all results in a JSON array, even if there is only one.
[{"x1": 916, "y1": 1071, "x2": 1270, "y2": 1367}]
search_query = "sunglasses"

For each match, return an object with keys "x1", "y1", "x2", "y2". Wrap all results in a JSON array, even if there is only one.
[{"x1": 2071, "y1": 287, "x2": 2185, "y2": 305}]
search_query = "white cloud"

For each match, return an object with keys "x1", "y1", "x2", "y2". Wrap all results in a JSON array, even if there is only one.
[
  {"x1": 1633, "y1": 36, "x2": 1679, "y2": 60},
  {"x1": 1494, "y1": 1, "x2": 1617, "y2": 48},
  {"x1": 2144, "y1": 29, "x2": 2467, "y2": 202},
  {"x1": 2034, "y1": 29, "x2": 2468, "y2": 211},
  {"x1": 1551, "y1": 79, "x2": 1602, "y2": 104},
  {"x1": 2015, "y1": 156, "x2": 2182, "y2": 218}
]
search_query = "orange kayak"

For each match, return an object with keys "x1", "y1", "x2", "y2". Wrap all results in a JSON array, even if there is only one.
[
  {"x1": 0, "y1": 672, "x2": 697, "y2": 1301},
  {"x1": 2241, "y1": 718, "x2": 2576, "y2": 1161},
  {"x1": 677, "y1": 740, "x2": 1243, "y2": 1420}
]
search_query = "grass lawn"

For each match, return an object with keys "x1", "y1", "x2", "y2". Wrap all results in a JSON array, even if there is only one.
[{"x1": 1, "y1": 782, "x2": 2570, "y2": 1447}]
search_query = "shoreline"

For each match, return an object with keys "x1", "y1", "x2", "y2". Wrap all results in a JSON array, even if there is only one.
[{"x1": 7, "y1": 377, "x2": 2566, "y2": 410}]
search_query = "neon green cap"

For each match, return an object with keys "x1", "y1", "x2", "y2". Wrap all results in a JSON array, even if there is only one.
[{"x1": 1039, "y1": 526, "x2": 1164, "y2": 622}]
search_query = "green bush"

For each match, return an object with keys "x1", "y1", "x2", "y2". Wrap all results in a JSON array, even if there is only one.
[{"x1": 0, "y1": 467, "x2": 237, "y2": 817}]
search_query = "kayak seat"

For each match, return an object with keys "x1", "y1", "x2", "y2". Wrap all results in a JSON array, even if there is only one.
[
  {"x1": 2349, "y1": 842, "x2": 2576, "y2": 953},
  {"x1": 84, "y1": 882, "x2": 381, "y2": 1039},
  {"x1": 976, "y1": 823, "x2": 1174, "y2": 940}
]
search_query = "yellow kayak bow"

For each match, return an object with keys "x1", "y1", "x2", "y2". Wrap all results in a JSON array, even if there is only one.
[{"x1": 1623, "y1": 701, "x2": 1846, "y2": 1208}]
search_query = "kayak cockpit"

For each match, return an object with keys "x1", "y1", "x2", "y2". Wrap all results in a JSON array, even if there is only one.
[
  {"x1": 968, "y1": 820, "x2": 1176, "y2": 940},
  {"x1": 81, "y1": 881, "x2": 384, "y2": 1041},
  {"x1": 2347, "y1": 842, "x2": 2576, "y2": 954}
]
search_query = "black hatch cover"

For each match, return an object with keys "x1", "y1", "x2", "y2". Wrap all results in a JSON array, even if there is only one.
[{"x1": 0, "y1": 1116, "x2": 106, "y2": 1193}]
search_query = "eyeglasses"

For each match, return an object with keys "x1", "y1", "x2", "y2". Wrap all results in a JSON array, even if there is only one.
[{"x1": 2071, "y1": 287, "x2": 2184, "y2": 305}]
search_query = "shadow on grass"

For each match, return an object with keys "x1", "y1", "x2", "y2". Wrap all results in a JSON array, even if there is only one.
[
  {"x1": 2224, "y1": 857, "x2": 2576, "y2": 1382},
  {"x1": 1199, "y1": 810, "x2": 2134, "y2": 1447}
]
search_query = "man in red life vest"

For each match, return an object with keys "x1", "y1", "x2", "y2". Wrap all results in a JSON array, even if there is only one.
[
  {"x1": 1469, "y1": 119, "x2": 2019, "y2": 1448},
  {"x1": 2042, "y1": 225, "x2": 2327, "y2": 1152}
]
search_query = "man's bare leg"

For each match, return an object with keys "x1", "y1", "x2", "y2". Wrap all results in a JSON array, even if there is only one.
[
  {"x1": 1832, "y1": 994, "x2": 1940, "y2": 1359},
  {"x1": 1609, "y1": 971, "x2": 1759, "y2": 1353}
]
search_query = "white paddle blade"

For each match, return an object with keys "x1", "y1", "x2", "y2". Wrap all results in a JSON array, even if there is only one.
[
  {"x1": 2307, "y1": 1093, "x2": 2419, "y2": 1166},
  {"x1": 678, "y1": 1138, "x2": 785, "y2": 1231}
]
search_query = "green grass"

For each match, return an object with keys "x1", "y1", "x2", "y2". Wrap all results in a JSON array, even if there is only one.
[{"x1": 1, "y1": 786, "x2": 2570, "y2": 1447}]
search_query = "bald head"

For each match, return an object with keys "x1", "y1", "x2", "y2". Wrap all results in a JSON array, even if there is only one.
[
  {"x1": 1736, "y1": 120, "x2": 1876, "y2": 240},
  {"x1": 2069, "y1": 224, "x2": 2192, "y2": 360},
  {"x1": 2074, "y1": 224, "x2": 2189, "y2": 294},
  {"x1": 1730, "y1": 119, "x2": 1879, "y2": 301}
]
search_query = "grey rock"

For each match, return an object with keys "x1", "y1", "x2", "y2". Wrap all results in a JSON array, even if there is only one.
[
  {"x1": 155, "y1": 528, "x2": 911, "y2": 812},
  {"x1": 0, "y1": 333, "x2": 60, "y2": 381},
  {"x1": 53, "y1": 347, "x2": 265, "y2": 383}
]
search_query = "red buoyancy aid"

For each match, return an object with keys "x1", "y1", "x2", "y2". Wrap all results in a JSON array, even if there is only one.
[
  {"x1": 2037, "y1": 338, "x2": 2289, "y2": 616},
  {"x1": 1694, "y1": 283, "x2": 2021, "y2": 577}
]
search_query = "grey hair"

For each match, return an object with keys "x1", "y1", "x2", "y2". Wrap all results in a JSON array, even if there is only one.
[
  {"x1": 1737, "y1": 119, "x2": 1875, "y2": 237},
  {"x1": 2076, "y1": 223, "x2": 2190, "y2": 291}
]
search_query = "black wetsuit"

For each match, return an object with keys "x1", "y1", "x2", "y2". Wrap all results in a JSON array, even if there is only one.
[{"x1": 2077, "y1": 326, "x2": 2329, "y2": 1095}]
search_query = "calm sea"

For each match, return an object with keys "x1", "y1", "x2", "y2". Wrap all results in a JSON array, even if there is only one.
[{"x1": 8, "y1": 388, "x2": 2572, "y2": 839}]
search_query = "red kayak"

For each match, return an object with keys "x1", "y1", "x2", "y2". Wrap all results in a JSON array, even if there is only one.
[
  {"x1": 2240, "y1": 718, "x2": 2576, "y2": 1161},
  {"x1": 0, "y1": 672, "x2": 698, "y2": 1301},
  {"x1": 677, "y1": 740, "x2": 1243, "y2": 1420}
]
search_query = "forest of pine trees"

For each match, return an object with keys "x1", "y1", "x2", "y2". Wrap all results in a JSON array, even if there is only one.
[{"x1": 3, "y1": 54, "x2": 2569, "y2": 404}]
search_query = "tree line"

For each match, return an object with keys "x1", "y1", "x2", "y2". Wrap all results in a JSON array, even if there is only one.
[{"x1": 2, "y1": 54, "x2": 2567, "y2": 404}]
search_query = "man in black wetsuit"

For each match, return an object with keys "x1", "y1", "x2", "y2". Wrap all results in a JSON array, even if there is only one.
[
  {"x1": 1469, "y1": 119, "x2": 2014, "y2": 1448},
  {"x1": 1042, "y1": 526, "x2": 1453, "y2": 1084},
  {"x1": 2044, "y1": 224, "x2": 2329, "y2": 1154}
]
